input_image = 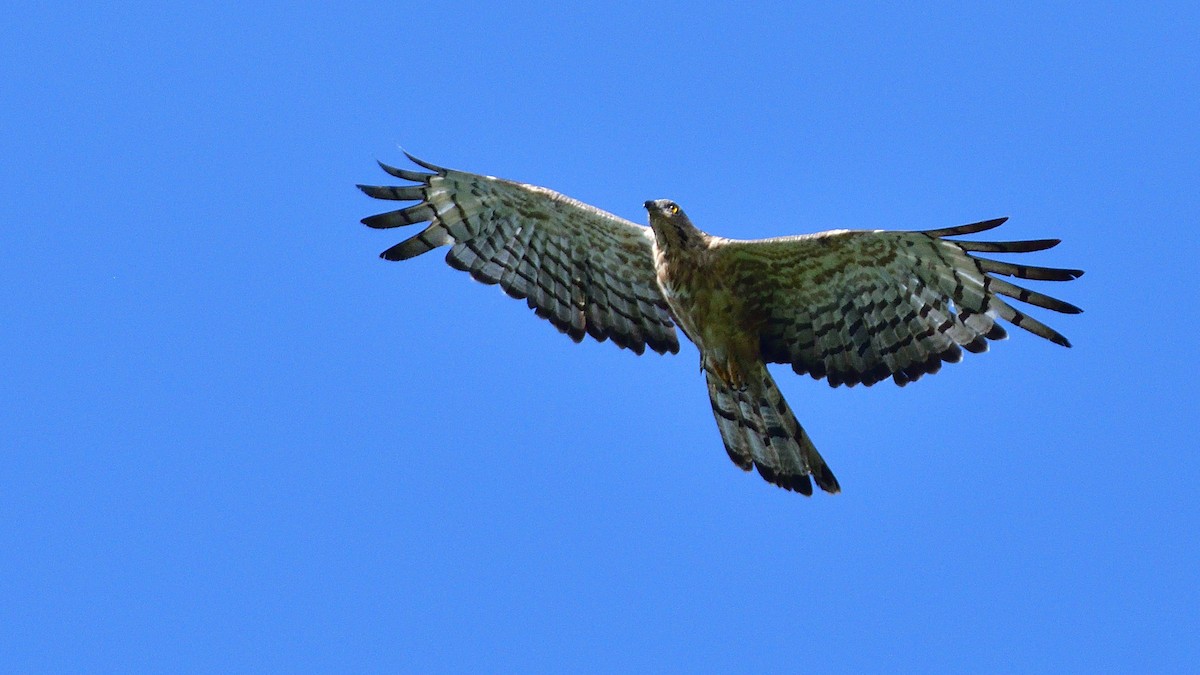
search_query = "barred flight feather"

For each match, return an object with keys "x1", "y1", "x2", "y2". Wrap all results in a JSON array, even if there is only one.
[{"x1": 359, "y1": 155, "x2": 680, "y2": 356}]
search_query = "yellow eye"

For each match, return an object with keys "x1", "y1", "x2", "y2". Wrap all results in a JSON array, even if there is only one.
[{"x1": 667, "y1": 203, "x2": 679, "y2": 215}]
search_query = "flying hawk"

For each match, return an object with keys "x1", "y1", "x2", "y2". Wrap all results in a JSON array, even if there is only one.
[{"x1": 357, "y1": 153, "x2": 1082, "y2": 495}]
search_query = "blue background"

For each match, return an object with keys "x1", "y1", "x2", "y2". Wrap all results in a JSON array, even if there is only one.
[{"x1": 4, "y1": 3, "x2": 1197, "y2": 671}]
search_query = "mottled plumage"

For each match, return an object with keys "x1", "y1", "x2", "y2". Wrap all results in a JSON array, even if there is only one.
[{"x1": 358, "y1": 154, "x2": 1083, "y2": 496}]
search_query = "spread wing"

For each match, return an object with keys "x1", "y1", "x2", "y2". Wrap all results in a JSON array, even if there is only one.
[
  {"x1": 718, "y1": 218, "x2": 1083, "y2": 387},
  {"x1": 357, "y1": 154, "x2": 679, "y2": 355}
]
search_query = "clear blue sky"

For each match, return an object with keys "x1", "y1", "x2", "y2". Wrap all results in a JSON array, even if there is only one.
[{"x1": 3, "y1": 3, "x2": 1197, "y2": 672}]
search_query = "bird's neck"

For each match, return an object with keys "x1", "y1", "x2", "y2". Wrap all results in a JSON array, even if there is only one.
[{"x1": 651, "y1": 220, "x2": 708, "y2": 255}]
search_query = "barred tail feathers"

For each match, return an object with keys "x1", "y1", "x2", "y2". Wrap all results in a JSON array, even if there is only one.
[{"x1": 704, "y1": 364, "x2": 841, "y2": 495}]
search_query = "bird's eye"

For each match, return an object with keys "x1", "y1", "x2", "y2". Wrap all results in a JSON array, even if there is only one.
[{"x1": 668, "y1": 203, "x2": 679, "y2": 215}]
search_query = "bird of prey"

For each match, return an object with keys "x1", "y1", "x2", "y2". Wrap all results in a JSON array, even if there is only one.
[{"x1": 357, "y1": 153, "x2": 1082, "y2": 496}]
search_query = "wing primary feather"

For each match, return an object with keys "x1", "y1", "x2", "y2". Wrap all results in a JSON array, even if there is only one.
[
  {"x1": 356, "y1": 184, "x2": 424, "y2": 201},
  {"x1": 401, "y1": 151, "x2": 448, "y2": 174},
  {"x1": 956, "y1": 239, "x2": 1061, "y2": 253},
  {"x1": 986, "y1": 277, "x2": 1083, "y2": 314},
  {"x1": 973, "y1": 258, "x2": 1084, "y2": 281},
  {"x1": 381, "y1": 225, "x2": 453, "y2": 261},
  {"x1": 377, "y1": 160, "x2": 432, "y2": 182},
  {"x1": 361, "y1": 203, "x2": 435, "y2": 229},
  {"x1": 989, "y1": 299, "x2": 1074, "y2": 347},
  {"x1": 921, "y1": 217, "x2": 1008, "y2": 238}
]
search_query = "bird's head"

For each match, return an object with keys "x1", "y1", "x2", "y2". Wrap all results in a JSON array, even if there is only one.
[{"x1": 644, "y1": 199, "x2": 703, "y2": 250}]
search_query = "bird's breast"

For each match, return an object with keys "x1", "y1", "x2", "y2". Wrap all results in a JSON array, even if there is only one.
[{"x1": 654, "y1": 248, "x2": 751, "y2": 356}]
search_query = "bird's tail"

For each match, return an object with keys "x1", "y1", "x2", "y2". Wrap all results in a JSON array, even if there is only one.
[{"x1": 704, "y1": 363, "x2": 841, "y2": 495}]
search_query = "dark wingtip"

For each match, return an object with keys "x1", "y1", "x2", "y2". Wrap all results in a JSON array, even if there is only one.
[
  {"x1": 814, "y1": 464, "x2": 841, "y2": 495},
  {"x1": 795, "y1": 475, "x2": 814, "y2": 496},
  {"x1": 375, "y1": 159, "x2": 433, "y2": 182},
  {"x1": 402, "y1": 150, "x2": 446, "y2": 173},
  {"x1": 958, "y1": 238, "x2": 1063, "y2": 254},
  {"x1": 923, "y1": 216, "x2": 1009, "y2": 238},
  {"x1": 1058, "y1": 302, "x2": 1084, "y2": 315},
  {"x1": 755, "y1": 463, "x2": 814, "y2": 496}
]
